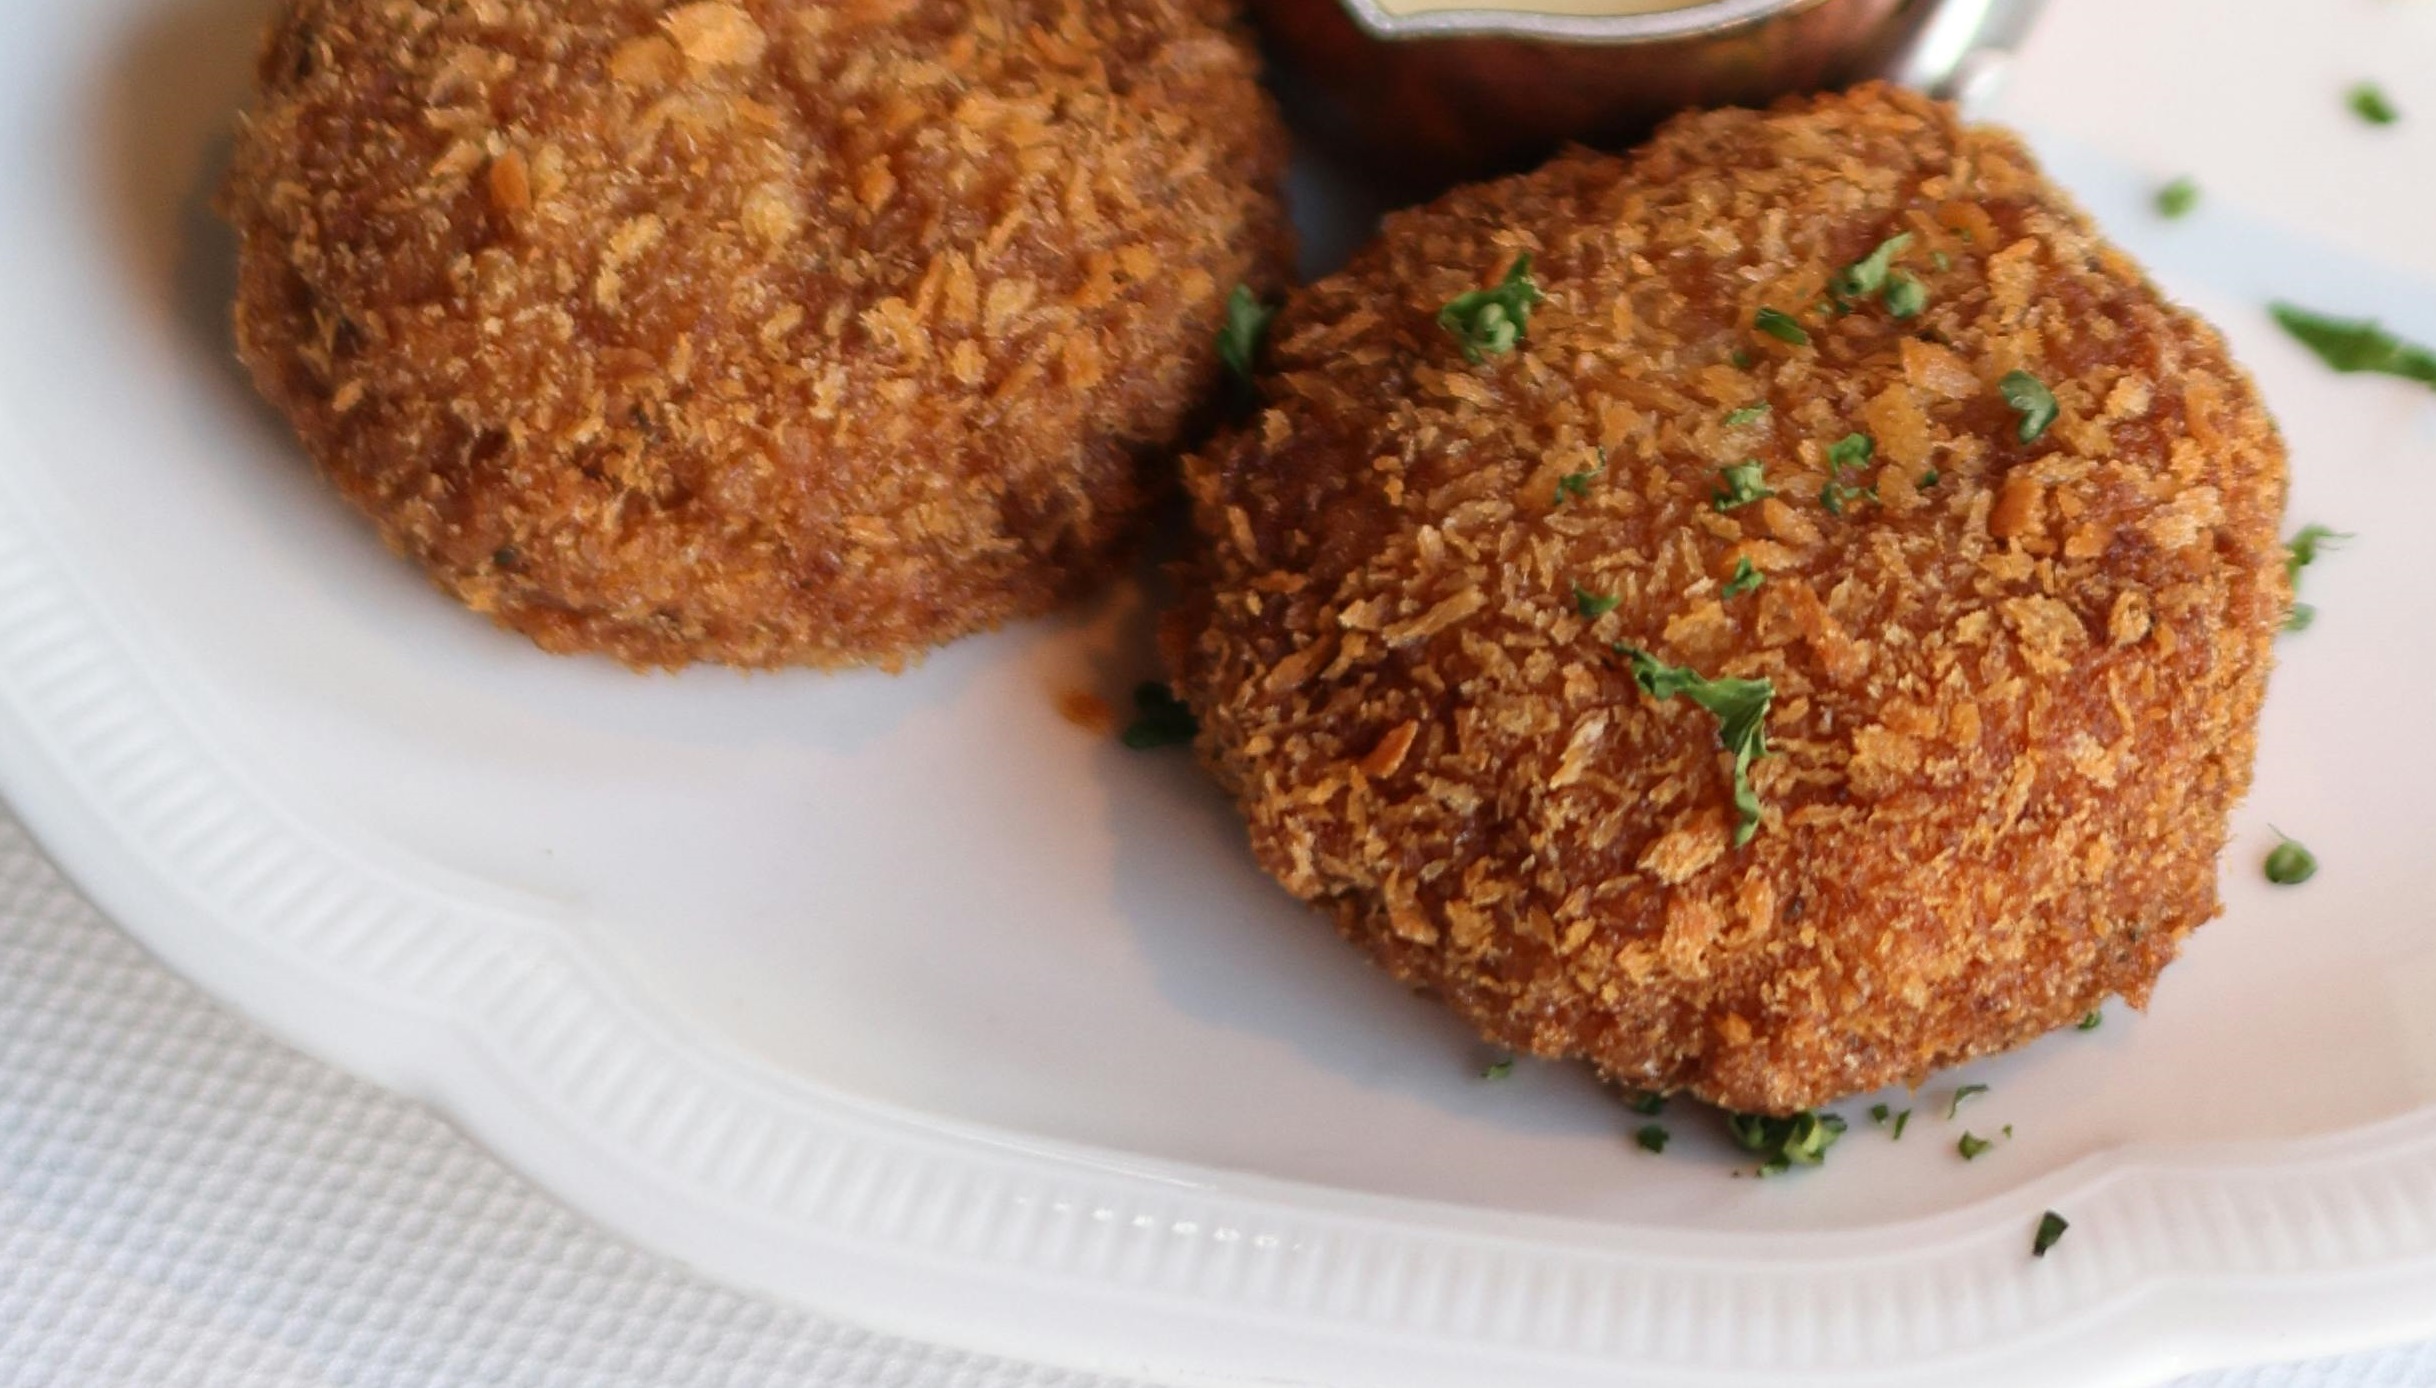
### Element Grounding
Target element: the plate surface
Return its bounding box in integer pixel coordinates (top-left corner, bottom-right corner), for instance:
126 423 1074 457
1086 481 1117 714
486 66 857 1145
6 0 2436 1383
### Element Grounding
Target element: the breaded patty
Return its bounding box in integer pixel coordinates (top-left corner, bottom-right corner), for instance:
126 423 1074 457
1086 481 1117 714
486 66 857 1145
1168 86 2287 1115
224 0 1289 669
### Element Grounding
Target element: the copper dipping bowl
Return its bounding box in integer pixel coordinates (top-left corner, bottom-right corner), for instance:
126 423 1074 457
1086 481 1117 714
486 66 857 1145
1256 0 1943 184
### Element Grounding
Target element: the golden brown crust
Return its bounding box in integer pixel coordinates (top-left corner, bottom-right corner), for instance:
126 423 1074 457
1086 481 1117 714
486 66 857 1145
223 0 1291 668
1169 86 2287 1114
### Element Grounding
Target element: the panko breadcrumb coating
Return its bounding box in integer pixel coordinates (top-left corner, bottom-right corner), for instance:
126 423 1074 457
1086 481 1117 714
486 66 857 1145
223 0 1289 668
1168 86 2287 1115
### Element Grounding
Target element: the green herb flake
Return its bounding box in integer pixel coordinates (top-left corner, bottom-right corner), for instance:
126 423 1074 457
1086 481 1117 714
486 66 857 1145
1624 1090 1667 1117
2076 1010 2103 1032
2271 304 2436 388
1821 432 1878 514
1730 347 1755 370
1481 1056 1515 1080
2033 1210 2070 1257
1722 557 1765 600
1635 1124 1671 1155
1713 460 1775 513
1869 1103 1892 1126
1883 271 1928 320
2156 177 2201 220
1919 469 1941 489
1891 1109 1912 1140
1826 433 1875 470
2000 371 2059 443
1725 1109 1847 1176
1618 647 1775 846
1217 284 1276 385
1574 586 1621 620
2285 524 2350 588
1724 403 1771 427
1555 451 1607 506
1754 307 1811 346
1948 1083 1989 1119
1120 682 1198 750
2350 81 2401 126
1439 254 1545 363
1957 1131 1994 1160
1833 232 1915 302
2266 832 2318 886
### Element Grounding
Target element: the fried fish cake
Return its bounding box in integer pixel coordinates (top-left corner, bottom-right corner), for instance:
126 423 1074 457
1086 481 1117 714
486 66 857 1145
224 0 1290 668
1169 85 2287 1114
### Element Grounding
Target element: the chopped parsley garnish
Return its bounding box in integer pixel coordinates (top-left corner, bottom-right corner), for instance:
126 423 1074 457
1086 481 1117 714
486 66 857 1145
1869 1103 1891 1126
1833 232 1914 304
2271 304 2436 388
1724 403 1771 427
2282 523 2350 632
1556 455 1606 505
1439 254 1545 363
1574 586 1621 620
2077 1010 2103 1031
2033 1210 2069 1257
1120 682 1198 749
1635 1124 1670 1154
1722 557 1764 599
1883 271 1928 320
1481 1056 1515 1080
2286 525 2346 580
1730 347 1755 370
2156 177 2200 220
1618 647 1774 846
1891 1109 1912 1140
2266 832 2318 886
1999 370 2059 442
1957 1131 1993 1160
1754 307 1811 346
1714 460 1775 512
1217 284 1275 385
1918 468 1941 489
1624 1090 1667 1116
1869 1102 1915 1140
1726 1110 1846 1175
2350 81 2401 126
1821 432 1877 514
1948 1084 1989 1119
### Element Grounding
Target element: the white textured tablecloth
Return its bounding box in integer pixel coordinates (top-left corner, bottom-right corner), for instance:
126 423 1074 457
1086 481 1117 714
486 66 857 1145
0 808 1123 1388
0 806 2432 1388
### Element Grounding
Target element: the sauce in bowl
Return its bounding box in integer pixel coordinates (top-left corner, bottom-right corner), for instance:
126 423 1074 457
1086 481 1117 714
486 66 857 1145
1372 0 1715 17
1257 0 1933 186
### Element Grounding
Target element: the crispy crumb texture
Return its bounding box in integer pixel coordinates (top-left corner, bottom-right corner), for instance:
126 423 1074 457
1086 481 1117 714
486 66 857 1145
1169 86 2288 1114
222 0 1290 669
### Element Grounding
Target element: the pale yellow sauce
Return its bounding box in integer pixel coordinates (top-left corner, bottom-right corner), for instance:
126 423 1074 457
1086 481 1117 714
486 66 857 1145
1372 0 1713 17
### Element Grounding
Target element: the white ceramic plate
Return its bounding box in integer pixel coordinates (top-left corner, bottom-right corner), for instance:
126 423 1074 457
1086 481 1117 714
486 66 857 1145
8 0 2436 1383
